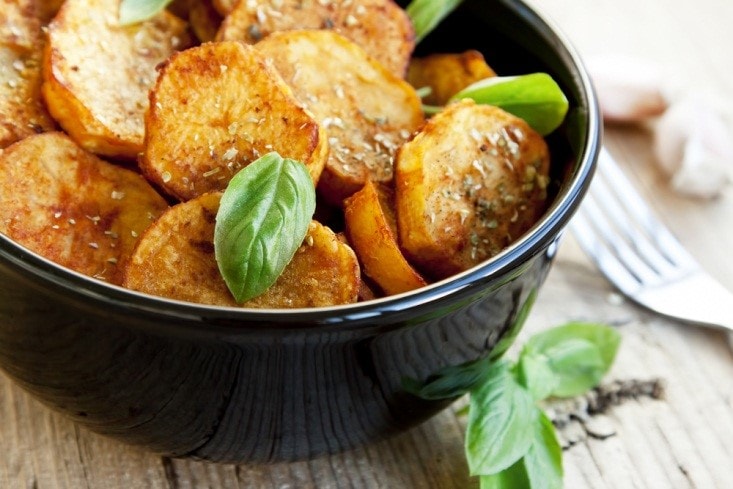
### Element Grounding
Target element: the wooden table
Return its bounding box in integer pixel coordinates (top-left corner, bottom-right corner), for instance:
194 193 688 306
3 0 733 487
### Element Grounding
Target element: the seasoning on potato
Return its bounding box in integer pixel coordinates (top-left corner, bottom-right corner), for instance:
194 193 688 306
216 0 415 77
42 0 191 159
123 193 361 308
0 132 169 284
141 40 328 202
0 0 55 149
395 100 550 280
256 30 424 205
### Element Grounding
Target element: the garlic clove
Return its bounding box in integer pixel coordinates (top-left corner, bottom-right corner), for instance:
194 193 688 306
586 53 669 123
653 94 732 199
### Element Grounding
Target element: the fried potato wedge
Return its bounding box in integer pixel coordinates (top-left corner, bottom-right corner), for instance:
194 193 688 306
217 0 414 77
408 50 496 106
142 41 328 202
189 0 222 42
0 0 55 149
42 0 191 159
123 193 360 308
395 100 550 279
0 132 168 284
256 30 424 204
344 180 427 295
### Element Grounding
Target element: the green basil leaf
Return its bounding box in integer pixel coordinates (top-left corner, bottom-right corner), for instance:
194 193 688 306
214 152 316 303
406 0 464 44
119 0 172 25
480 458 528 489
450 73 569 136
523 410 563 489
479 410 563 489
402 356 492 400
520 323 621 398
517 353 557 401
466 360 535 476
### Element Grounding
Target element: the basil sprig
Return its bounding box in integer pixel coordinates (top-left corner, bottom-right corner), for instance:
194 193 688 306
214 152 316 303
119 0 171 25
468 322 620 488
405 319 620 488
450 73 570 136
406 0 464 43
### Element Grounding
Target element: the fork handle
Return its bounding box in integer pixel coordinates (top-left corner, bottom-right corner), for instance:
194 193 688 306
636 273 733 333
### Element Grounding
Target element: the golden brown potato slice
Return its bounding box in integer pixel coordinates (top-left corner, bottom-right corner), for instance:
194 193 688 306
256 30 424 205
395 100 550 279
0 0 55 149
42 0 191 159
217 0 414 77
189 0 222 42
344 180 427 295
0 132 168 284
123 193 360 308
142 41 328 202
408 50 496 106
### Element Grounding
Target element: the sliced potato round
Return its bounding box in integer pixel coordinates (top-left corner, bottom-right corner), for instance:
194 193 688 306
142 41 328 202
0 0 55 149
0 132 169 284
217 0 414 77
344 180 427 295
256 30 424 205
42 0 191 159
395 100 550 279
408 50 496 106
123 193 360 308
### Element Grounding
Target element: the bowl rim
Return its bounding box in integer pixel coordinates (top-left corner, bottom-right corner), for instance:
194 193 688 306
0 0 601 332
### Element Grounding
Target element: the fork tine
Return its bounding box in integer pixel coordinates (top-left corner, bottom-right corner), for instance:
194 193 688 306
568 207 643 295
574 191 662 286
591 162 680 276
595 149 698 271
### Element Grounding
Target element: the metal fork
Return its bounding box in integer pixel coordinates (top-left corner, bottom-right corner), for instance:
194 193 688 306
568 147 733 333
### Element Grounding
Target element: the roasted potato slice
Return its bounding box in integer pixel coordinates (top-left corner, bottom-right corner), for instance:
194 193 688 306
395 100 550 279
123 193 360 308
217 0 414 77
344 180 427 295
408 50 496 106
0 132 168 284
42 0 191 159
189 0 222 42
142 41 328 202
0 0 55 149
256 30 424 205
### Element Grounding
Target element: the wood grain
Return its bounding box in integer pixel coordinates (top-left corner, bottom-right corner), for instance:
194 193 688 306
3 0 733 487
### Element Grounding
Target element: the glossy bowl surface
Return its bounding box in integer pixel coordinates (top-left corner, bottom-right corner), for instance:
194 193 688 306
0 0 600 462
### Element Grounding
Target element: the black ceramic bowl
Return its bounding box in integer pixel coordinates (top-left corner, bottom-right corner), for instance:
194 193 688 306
0 0 599 463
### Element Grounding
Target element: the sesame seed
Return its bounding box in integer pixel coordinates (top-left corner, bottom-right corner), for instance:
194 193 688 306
222 148 239 160
162 171 172 183
111 190 125 200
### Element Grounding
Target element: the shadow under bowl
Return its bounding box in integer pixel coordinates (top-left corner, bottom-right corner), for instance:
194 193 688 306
0 0 600 463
